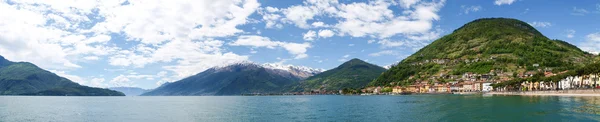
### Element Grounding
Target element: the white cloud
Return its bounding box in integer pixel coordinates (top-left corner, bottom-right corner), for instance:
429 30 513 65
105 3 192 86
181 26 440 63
494 0 516 6
303 30 317 41
378 39 406 47
368 40 376 44
580 32 600 54
230 35 281 48
343 54 350 58
572 7 589 16
281 43 311 59
0 0 262 88
369 50 395 57
318 29 335 38
92 0 260 44
335 0 444 38
230 35 311 59
280 0 339 28
528 22 552 28
83 56 100 61
565 29 576 38
348 44 355 46
261 0 445 40
398 0 421 8
110 75 134 87
461 5 481 14
312 21 326 27
89 78 107 88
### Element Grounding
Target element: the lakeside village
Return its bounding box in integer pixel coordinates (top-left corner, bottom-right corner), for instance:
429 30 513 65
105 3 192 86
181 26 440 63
310 58 600 96
357 60 600 95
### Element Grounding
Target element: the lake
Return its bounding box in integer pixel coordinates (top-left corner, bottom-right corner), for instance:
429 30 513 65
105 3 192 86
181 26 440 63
1 95 599 121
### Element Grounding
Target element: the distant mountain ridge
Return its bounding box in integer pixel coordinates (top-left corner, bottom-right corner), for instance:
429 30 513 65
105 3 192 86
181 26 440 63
142 62 322 96
0 55 124 96
288 58 387 92
109 87 149 96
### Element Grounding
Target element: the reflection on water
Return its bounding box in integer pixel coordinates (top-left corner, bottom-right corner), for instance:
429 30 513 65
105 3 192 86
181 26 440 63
567 97 600 115
0 95 599 121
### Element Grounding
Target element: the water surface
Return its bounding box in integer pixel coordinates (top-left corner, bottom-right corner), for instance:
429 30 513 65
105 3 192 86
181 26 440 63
1 95 599 121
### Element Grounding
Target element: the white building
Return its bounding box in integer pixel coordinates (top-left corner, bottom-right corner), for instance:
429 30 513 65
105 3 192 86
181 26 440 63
482 83 493 92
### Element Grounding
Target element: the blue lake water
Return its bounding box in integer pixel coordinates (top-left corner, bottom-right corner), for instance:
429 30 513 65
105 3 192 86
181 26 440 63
1 95 599 121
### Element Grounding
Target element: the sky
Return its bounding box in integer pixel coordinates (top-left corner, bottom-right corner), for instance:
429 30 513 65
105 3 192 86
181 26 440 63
0 0 599 89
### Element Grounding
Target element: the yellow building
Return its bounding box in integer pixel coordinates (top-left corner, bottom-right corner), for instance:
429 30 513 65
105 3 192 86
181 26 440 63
434 85 447 93
408 85 419 93
419 85 430 93
392 86 403 93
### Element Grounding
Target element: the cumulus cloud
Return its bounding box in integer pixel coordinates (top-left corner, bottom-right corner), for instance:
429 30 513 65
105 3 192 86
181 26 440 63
230 35 311 59
369 50 396 57
528 22 552 28
91 0 260 44
494 0 516 6
0 1 117 70
565 29 576 38
571 7 589 16
0 0 261 87
260 0 445 40
318 29 335 38
580 32 600 54
461 5 482 14
303 30 317 41
338 54 351 62
110 75 134 87
312 21 327 27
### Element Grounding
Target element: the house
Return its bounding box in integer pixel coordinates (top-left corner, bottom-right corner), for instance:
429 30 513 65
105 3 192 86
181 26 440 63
450 84 461 92
544 71 555 77
392 86 403 93
463 82 473 92
434 84 448 93
474 82 482 92
481 74 492 80
407 85 419 93
482 82 493 92
420 84 430 93
373 86 382 94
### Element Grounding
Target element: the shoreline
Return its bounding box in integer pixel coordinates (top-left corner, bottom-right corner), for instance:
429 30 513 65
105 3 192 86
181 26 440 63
486 89 600 97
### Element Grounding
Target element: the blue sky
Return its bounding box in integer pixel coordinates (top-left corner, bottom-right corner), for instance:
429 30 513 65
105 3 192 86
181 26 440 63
0 0 599 89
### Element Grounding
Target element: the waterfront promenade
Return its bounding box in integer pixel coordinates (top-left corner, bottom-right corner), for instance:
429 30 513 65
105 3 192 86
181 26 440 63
487 89 600 96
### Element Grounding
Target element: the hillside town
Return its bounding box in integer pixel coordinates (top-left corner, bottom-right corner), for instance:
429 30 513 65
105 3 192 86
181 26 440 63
360 61 600 95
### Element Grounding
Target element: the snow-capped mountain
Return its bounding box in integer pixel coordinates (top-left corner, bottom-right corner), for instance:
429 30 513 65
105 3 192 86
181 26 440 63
210 61 324 79
262 63 325 79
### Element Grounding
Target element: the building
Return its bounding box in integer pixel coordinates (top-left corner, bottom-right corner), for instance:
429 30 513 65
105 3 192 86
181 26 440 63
463 82 473 92
373 86 382 94
482 82 493 92
408 85 419 93
392 86 403 93
434 84 448 93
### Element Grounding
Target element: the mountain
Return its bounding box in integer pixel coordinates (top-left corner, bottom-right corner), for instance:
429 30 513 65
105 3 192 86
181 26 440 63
142 62 317 96
288 58 387 91
262 63 324 79
370 18 592 86
0 55 124 96
109 87 149 96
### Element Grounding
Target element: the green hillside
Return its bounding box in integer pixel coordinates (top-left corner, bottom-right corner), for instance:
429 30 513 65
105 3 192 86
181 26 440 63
289 58 386 91
371 18 592 86
0 56 124 96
